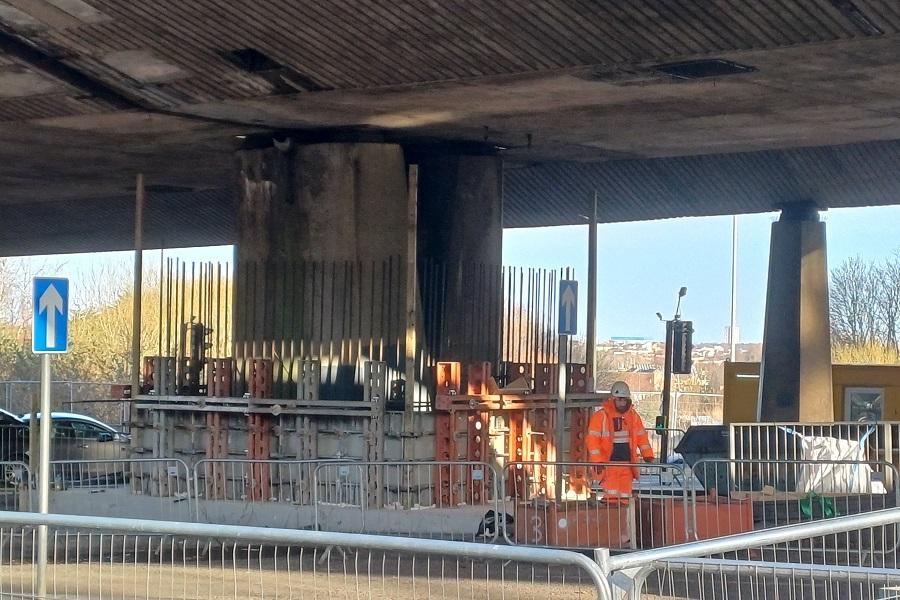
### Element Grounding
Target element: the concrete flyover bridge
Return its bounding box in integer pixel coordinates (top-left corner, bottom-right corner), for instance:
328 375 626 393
0 5 900 596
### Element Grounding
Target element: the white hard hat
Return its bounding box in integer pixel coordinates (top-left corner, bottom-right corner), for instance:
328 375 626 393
610 381 631 399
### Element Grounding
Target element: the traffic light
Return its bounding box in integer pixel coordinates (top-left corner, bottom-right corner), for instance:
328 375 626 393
671 320 693 374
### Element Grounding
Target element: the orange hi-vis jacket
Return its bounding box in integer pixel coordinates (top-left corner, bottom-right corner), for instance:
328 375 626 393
586 398 655 479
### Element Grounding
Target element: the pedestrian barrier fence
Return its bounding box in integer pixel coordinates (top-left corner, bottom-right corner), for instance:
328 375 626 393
0 510 612 600
0 461 29 512
504 460 691 549
193 458 320 505
730 421 900 480
313 461 503 542
48 458 193 522
687 457 900 564
601 506 900 600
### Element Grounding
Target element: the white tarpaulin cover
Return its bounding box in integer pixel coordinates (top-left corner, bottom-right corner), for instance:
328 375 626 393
789 428 886 494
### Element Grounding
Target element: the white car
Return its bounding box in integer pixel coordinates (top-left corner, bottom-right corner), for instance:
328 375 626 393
20 412 130 484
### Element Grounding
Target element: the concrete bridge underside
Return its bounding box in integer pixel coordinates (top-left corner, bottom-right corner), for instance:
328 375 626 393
3 2 900 420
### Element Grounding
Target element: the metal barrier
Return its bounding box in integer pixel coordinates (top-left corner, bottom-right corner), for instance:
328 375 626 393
313 461 503 542
0 510 612 600
730 421 900 475
687 457 900 563
504 460 690 549
601 507 900 600
193 458 320 503
0 461 29 512
192 458 325 529
48 458 193 522
631 559 899 599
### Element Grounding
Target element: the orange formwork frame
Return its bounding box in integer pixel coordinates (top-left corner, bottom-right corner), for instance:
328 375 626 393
434 361 603 504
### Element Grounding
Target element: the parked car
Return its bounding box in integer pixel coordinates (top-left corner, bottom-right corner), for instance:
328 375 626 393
19 412 131 484
0 409 27 488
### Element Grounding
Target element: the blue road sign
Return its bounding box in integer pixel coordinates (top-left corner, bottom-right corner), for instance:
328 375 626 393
558 280 578 336
33 277 69 354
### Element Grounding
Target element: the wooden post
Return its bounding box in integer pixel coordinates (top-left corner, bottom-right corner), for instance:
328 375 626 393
404 165 419 420
586 191 598 389
132 174 145 398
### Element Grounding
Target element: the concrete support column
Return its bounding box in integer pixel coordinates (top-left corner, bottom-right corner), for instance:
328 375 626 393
417 154 503 366
233 143 503 404
234 143 409 398
757 203 833 422
236 143 407 263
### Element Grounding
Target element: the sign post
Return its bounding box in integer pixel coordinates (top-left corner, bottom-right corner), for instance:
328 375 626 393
558 280 578 336
32 277 69 599
556 280 578 499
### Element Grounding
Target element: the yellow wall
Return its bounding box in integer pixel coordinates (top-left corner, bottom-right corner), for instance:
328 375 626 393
723 362 900 423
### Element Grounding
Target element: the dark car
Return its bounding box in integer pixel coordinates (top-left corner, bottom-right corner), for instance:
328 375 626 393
0 408 27 461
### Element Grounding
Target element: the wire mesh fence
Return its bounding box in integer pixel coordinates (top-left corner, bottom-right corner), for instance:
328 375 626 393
0 512 611 600
47 458 193 523
313 461 503 542
687 457 900 566
604 507 900 600
636 559 900 599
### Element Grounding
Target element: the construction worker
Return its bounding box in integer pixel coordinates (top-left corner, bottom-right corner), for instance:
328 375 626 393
586 381 654 503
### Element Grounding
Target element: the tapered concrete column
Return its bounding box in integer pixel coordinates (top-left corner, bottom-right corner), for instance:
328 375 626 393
237 143 407 262
417 154 503 365
757 203 833 422
232 143 503 403
234 143 410 398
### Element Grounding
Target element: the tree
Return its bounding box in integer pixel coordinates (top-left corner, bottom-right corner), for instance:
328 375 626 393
830 253 900 364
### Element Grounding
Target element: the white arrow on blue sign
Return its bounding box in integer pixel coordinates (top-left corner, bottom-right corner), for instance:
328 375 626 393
558 280 578 336
33 277 69 354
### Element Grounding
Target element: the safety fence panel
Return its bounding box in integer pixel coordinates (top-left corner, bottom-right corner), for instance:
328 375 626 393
192 458 321 529
688 457 900 566
603 507 900 600
314 461 503 542
0 461 29 512
48 458 193 523
193 458 320 504
730 421 900 475
0 511 612 600
504 460 690 550
634 559 900 600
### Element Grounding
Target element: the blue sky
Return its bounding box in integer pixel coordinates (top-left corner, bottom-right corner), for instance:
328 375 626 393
16 204 900 343
504 205 900 342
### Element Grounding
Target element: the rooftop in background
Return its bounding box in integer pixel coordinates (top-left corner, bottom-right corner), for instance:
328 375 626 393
1 2 900 254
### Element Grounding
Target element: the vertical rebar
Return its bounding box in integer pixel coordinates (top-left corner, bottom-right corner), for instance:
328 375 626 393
131 174 145 399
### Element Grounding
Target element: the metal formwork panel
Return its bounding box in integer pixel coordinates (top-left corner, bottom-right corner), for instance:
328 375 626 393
567 407 590 494
528 408 556 499
247 358 274 399
434 411 456 506
466 362 492 395
534 363 557 394
246 414 272 501
501 362 533 389
364 361 387 403
143 356 177 395
297 359 320 401
436 361 461 394
566 364 588 393
204 412 228 499
206 358 234 397
467 412 490 504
